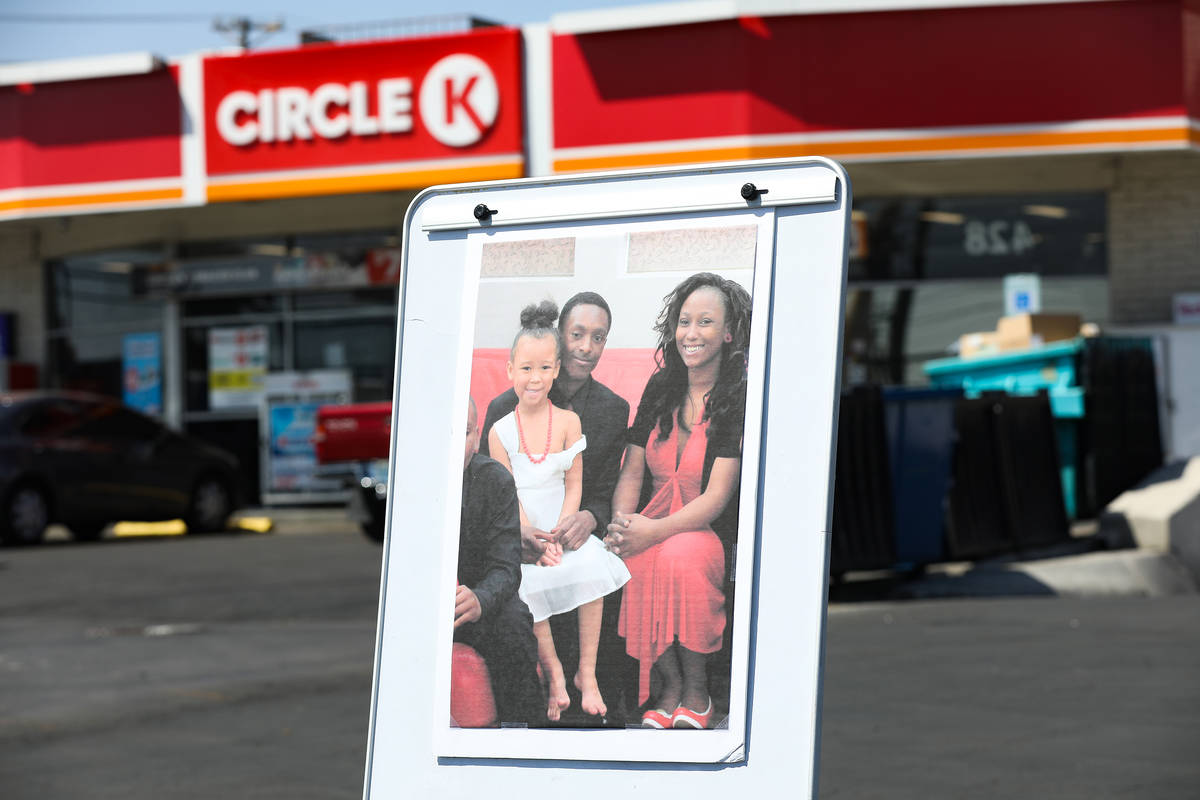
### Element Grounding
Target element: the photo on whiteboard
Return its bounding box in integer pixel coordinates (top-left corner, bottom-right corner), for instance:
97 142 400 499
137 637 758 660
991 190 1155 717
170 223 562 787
449 216 767 751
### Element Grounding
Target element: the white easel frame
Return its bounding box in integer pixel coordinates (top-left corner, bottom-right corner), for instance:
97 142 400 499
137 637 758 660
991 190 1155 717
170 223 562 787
365 157 850 798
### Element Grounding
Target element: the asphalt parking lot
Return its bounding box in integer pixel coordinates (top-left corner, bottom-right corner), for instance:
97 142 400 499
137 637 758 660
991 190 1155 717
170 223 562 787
1 522 1197 799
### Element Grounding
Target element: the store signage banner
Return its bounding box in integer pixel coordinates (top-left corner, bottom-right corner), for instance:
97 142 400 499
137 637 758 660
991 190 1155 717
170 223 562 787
208 325 268 409
549 3 1188 172
260 370 352 498
202 28 522 180
134 247 405 297
122 332 163 415
0 69 184 220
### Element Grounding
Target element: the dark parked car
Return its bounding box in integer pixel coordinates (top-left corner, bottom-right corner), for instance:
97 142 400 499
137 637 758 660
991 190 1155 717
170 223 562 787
0 392 241 545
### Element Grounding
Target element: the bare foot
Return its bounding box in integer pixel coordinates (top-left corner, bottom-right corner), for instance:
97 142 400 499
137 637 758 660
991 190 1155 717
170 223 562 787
574 672 607 718
546 670 571 722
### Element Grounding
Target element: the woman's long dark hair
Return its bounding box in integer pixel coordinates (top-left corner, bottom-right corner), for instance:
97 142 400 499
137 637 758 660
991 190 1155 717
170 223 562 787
644 272 751 443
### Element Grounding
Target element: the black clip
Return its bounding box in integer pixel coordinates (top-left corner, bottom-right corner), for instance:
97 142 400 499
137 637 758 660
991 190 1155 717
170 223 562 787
474 204 496 222
740 182 767 201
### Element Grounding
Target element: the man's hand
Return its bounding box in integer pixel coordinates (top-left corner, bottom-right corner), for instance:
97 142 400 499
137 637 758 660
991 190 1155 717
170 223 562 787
454 585 482 628
520 525 554 564
552 510 597 552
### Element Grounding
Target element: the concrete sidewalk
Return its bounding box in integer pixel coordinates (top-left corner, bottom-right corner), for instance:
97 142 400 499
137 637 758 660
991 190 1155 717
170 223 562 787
829 535 1197 603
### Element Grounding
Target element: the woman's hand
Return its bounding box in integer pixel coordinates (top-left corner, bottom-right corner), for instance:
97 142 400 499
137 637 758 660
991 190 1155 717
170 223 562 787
604 512 657 559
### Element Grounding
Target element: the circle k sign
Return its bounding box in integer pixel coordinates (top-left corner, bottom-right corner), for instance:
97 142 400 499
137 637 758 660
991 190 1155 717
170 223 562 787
420 54 499 148
214 52 500 150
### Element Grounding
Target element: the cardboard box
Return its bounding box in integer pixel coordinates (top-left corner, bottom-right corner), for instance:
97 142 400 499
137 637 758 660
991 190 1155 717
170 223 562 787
996 313 1081 351
958 331 1001 358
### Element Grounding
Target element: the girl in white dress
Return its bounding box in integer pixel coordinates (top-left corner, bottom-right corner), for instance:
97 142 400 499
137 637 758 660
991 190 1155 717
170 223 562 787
488 301 630 722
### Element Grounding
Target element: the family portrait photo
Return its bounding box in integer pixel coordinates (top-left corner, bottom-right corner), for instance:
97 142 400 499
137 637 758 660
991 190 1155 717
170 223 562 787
446 218 768 743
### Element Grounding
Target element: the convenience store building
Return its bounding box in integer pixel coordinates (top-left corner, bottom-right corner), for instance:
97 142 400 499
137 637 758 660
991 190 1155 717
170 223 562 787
3 0 1199 501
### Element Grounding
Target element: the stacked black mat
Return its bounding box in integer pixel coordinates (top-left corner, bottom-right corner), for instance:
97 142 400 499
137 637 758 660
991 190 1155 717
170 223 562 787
831 336 1163 572
830 385 896 575
1077 337 1163 517
946 391 1070 560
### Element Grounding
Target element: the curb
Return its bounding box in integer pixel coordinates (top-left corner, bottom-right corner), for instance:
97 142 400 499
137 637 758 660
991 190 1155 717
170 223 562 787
230 507 361 538
892 548 1197 600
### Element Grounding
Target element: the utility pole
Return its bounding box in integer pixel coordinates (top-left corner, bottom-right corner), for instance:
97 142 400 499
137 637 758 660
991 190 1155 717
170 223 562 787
213 17 283 50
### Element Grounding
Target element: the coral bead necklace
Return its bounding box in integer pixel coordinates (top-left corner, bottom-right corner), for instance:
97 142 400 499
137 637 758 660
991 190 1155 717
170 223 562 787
515 407 553 464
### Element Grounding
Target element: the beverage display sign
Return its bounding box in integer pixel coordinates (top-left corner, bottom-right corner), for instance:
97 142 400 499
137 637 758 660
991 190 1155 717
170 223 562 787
260 370 352 501
122 332 163 416
208 325 268 409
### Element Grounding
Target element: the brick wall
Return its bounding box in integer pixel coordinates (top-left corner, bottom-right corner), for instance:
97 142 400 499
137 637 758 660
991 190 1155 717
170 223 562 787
1109 152 1200 323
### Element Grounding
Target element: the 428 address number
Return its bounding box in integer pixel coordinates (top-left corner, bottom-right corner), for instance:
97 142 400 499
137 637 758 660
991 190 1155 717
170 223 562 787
964 219 1037 257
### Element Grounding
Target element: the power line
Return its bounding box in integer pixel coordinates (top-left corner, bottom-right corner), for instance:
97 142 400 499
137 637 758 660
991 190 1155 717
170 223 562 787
0 13 223 24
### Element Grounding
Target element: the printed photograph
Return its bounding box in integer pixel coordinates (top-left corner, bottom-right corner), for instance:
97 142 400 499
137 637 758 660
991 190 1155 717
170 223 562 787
448 219 764 736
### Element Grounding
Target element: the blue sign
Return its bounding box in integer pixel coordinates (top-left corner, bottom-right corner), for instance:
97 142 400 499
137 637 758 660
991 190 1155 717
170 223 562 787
267 403 323 491
122 332 162 415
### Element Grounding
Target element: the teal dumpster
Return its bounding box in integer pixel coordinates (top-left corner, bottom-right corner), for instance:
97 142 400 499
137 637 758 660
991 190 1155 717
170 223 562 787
924 338 1084 519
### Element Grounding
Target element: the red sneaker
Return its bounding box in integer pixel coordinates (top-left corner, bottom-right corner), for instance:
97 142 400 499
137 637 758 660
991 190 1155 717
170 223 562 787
671 698 713 729
641 708 673 729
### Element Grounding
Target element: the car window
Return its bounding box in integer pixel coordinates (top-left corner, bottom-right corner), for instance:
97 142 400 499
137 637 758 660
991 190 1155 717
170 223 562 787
19 400 85 438
77 404 163 443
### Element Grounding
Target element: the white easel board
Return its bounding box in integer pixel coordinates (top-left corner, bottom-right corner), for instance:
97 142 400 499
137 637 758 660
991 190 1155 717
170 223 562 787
365 158 850 798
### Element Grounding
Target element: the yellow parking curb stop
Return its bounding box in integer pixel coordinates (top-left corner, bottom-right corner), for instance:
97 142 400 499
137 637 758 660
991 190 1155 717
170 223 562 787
232 517 274 534
112 520 188 537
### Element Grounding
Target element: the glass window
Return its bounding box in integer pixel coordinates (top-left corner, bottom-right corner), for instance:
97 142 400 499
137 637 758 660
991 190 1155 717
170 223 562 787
850 193 1107 282
18 398 87 437
76 404 162 442
48 329 161 399
292 287 397 311
48 247 167 330
294 318 396 401
843 277 1110 386
183 295 284 318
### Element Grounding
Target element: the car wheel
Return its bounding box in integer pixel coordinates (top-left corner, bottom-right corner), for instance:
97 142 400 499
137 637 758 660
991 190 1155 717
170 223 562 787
1 484 50 546
187 476 232 534
70 522 108 542
360 517 386 543
360 494 386 543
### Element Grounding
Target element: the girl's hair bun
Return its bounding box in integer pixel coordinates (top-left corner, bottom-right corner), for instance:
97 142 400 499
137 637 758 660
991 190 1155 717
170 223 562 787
520 300 559 330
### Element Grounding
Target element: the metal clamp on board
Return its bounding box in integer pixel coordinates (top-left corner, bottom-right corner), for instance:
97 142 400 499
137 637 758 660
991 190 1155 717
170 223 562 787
740 182 767 201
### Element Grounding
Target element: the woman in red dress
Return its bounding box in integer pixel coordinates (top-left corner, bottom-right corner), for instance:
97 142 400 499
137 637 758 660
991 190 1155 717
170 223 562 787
604 272 750 729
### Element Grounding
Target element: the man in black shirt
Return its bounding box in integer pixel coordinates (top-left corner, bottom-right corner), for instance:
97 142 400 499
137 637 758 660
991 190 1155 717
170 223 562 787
480 292 633 725
455 399 544 727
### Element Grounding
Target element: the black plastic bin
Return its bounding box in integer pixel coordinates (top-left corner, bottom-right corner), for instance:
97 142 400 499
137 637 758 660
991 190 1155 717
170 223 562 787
883 387 960 567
